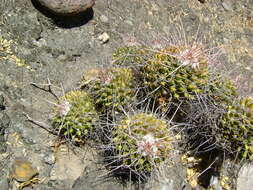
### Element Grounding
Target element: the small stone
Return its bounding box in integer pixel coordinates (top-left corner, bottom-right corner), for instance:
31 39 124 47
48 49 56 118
57 54 68 61
124 20 133 26
98 32 110 44
43 154 56 165
11 158 39 182
36 0 95 15
222 1 233 11
203 16 210 23
32 38 47 48
49 168 57 181
99 15 109 23
210 176 222 190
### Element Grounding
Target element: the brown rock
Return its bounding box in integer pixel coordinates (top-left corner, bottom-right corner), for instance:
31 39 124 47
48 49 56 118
11 158 39 182
36 0 95 15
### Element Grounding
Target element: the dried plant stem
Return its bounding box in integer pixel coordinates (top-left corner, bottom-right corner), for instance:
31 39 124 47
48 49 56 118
23 112 57 135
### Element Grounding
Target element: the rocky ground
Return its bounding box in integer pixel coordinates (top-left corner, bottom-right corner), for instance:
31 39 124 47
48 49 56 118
0 0 252 189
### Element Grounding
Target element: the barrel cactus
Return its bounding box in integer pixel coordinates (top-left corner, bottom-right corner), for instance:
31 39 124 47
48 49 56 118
219 97 253 159
81 67 136 113
141 47 209 102
52 90 97 143
111 113 173 176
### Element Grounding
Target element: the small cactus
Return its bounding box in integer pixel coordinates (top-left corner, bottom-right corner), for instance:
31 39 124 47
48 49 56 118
81 67 136 113
141 48 209 101
111 113 173 175
219 97 253 158
52 90 97 143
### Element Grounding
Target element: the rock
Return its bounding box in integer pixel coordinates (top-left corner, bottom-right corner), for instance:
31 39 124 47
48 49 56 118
0 112 10 153
99 15 109 23
0 92 6 110
0 178 9 190
43 153 56 165
72 163 122 190
144 164 192 190
10 158 39 182
222 1 233 11
209 176 222 190
237 163 253 190
49 146 84 187
36 0 95 15
98 32 110 44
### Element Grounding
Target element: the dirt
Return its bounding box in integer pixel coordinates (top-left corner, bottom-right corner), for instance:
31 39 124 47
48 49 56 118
0 0 252 189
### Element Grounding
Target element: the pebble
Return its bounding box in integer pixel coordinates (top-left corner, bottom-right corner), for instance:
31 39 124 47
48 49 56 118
99 15 109 23
98 32 110 44
36 0 95 15
10 158 39 182
222 1 233 11
57 54 68 61
32 38 47 48
43 154 56 165
124 20 134 26
209 176 222 190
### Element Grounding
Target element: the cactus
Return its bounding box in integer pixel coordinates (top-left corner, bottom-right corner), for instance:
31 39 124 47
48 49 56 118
81 67 136 113
112 46 150 67
178 77 238 154
219 97 253 158
52 90 97 143
141 47 209 102
112 113 173 175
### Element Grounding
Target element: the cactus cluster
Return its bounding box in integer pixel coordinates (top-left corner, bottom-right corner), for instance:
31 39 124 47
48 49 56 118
50 43 252 186
52 90 97 143
112 113 173 174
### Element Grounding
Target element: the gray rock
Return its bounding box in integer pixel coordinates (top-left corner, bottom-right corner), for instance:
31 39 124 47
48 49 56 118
209 176 222 190
237 163 253 190
0 92 6 110
43 153 56 165
0 112 10 153
100 15 109 23
72 164 122 190
49 146 84 187
222 1 233 11
0 178 9 190
144 162 192 190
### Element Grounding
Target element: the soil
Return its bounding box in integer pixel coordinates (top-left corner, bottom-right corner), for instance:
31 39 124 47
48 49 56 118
0 0 252 189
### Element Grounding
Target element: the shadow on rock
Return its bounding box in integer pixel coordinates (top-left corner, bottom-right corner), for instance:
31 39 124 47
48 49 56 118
31 0 94 28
